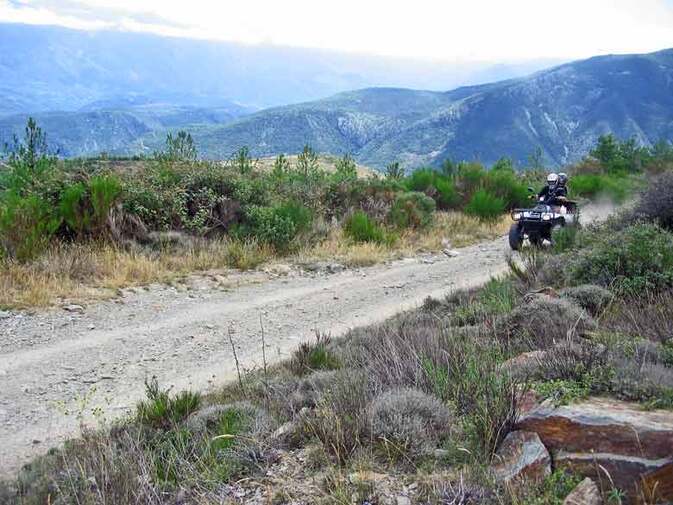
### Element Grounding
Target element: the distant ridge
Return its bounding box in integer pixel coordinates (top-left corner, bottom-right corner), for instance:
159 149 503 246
196 48 673 168
0 20 671 167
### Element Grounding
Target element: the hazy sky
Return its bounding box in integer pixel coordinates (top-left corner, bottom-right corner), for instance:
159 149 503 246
2 0 673 62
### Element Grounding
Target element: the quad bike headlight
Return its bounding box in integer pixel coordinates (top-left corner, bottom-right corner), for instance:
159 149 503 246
542 213 553 221
512 212 522 220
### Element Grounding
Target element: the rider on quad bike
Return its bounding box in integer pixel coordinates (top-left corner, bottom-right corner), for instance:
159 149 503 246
508 172 577 250
538 173 567 205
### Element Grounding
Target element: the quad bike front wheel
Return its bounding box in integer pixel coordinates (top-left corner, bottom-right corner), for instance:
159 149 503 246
509 223 523 250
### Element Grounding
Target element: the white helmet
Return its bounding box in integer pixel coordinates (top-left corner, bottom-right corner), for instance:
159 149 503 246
547 173 559 186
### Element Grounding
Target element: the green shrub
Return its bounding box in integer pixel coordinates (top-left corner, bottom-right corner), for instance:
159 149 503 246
0 192 61 261
388 191 436 229
385 161 405 180
533 378 591 406
343 211 386 244
432 338 519 460
484 168 529 209
447 278 519 326
59 182 92 237
516 470 584 505
465 190 505 221
456 162 486 196
569 223 673 293
243 201 311 251
404 168 436 192
274 200 312 234
569 174 628 202
478 277 518 315
245 206 294 250
403 169 458 209
57 175 122 237
433 176 459 209
90 175 122 221
333 154 358 182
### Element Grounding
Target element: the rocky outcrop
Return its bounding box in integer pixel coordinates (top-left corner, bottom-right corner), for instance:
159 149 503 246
555 452 668 500
517 398 673 458
563 478 601 505
639 461 673 504
492 431 551 483
517 397 673 502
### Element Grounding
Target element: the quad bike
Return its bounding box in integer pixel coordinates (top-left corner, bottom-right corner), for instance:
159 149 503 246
508 189 578 251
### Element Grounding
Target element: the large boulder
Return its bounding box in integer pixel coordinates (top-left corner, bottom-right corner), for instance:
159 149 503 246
492 430 551 484
517 397 673 458
517 397 673 502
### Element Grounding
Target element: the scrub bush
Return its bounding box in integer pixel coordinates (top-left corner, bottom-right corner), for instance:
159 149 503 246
388 191 436 229
343 211 386 244
465 190 505 221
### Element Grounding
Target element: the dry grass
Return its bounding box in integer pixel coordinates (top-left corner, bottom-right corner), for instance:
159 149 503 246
294 230 391 268
417 211 511 249
295 211 511 267
0 239 273 309
1 212 510 310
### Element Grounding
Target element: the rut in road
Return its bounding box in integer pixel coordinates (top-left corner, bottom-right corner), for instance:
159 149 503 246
0 236 508 477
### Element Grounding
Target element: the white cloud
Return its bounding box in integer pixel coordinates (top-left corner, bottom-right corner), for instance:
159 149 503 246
1 0 673 61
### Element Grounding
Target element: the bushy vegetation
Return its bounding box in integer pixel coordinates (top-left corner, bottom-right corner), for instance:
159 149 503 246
5 170 673 504
559 284 612 316
388 191 436 229
632 170 673 229
369 388 451 457
0 119 532 269
343 210 388 244
568 222 673 294
465 189 506 221
567 134 673 202
6 118 666 275
569 173 628 201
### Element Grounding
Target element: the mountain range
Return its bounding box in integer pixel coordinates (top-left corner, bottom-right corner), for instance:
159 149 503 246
197 49 673 168
0 22 672 168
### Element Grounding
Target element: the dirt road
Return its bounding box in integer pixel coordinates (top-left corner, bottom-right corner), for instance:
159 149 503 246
0 236 509 477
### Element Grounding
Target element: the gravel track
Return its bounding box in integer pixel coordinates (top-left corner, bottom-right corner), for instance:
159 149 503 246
0 236 509 477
